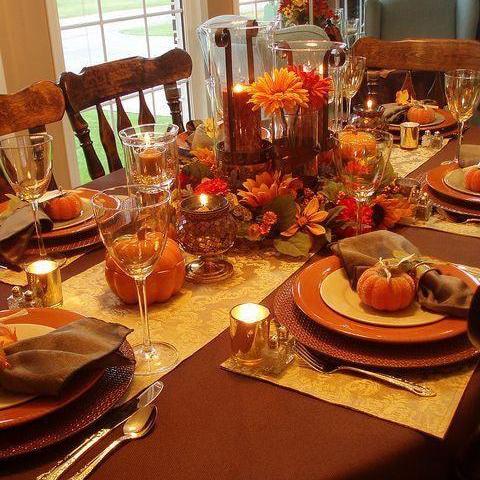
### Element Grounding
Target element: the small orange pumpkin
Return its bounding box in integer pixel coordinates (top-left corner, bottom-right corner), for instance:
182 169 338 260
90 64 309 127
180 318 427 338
357 264 416 312
339 131 377 161
44 192 83 221
105 238 185 305
465 167 480 192
407 106 435 125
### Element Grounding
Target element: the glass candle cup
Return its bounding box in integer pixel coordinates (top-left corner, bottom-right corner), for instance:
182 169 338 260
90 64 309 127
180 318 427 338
230 303 271 366
24 259 63 307
177 194 237 283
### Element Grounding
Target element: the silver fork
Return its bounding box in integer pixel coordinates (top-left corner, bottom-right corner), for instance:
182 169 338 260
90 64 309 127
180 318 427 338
294 343 436 397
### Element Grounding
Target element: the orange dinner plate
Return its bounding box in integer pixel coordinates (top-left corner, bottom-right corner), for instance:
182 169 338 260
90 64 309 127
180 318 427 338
426 163 480 206
0 308 103 430
293 256 476 344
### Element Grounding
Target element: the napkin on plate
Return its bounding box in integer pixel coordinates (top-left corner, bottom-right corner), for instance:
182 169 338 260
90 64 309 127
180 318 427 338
0 202 53 265
0 317 133 396
332 230 473 318
382 104 409 124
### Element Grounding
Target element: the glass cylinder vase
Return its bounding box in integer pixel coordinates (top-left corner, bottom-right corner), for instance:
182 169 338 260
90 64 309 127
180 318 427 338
271 39 346 179
197 19 276 188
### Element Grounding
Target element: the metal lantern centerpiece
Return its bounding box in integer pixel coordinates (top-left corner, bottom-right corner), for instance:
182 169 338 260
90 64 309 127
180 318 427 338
271 40 345 180
200 19 275 188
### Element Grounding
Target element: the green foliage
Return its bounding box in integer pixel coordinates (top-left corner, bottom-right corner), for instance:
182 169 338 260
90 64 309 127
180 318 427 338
274 232 312 257
322 180 345 202
182 161 213 182
263 195 297 232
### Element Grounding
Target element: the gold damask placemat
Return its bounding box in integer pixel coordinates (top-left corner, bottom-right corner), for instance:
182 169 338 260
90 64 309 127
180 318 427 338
222 265 480 439
61 250 306 401
221 357 477 439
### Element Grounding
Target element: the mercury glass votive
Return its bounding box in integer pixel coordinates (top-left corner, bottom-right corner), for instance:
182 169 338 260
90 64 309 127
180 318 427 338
230 303 271 366
177 194 237 283
24 259 63 307
349 102 388 131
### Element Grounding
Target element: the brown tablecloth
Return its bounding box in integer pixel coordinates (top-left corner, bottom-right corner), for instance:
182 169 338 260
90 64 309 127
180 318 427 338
2 130 480 480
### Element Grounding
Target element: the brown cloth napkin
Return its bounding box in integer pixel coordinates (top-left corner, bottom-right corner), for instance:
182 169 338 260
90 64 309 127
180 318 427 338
0 317 133 396
0 204 53 265
331 231 473 318
382 104 409 124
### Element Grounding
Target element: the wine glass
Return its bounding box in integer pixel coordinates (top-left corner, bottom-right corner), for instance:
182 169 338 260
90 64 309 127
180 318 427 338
92 185 177 375
346 18 361 49
335 128 393 235
0 133 52 256
119 123 179 193
342 55 366 123
445 69 480 167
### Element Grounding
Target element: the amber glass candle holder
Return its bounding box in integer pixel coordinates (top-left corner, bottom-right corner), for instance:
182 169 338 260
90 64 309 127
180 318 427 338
348 104 388 131
177 194 237 283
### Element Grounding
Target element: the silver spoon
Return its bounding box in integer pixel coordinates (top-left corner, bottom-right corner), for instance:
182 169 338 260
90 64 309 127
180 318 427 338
68 405 157 480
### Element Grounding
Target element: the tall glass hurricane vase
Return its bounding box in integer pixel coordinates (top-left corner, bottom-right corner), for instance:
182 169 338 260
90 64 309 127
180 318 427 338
0 133 53 257
445 70 480 167
92 185 177 375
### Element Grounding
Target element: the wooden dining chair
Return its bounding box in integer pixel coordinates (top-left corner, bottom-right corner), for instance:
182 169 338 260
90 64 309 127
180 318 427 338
0 81 65 196
352 37 480 104
59 48 193 180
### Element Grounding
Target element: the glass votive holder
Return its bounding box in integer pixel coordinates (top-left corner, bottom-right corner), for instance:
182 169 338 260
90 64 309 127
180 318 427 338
230 303 271 367
400 121 420 149
177 194 237 283
24 258 63 307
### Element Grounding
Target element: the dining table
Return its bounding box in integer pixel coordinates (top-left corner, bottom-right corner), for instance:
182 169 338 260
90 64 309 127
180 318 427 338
2 128 480 480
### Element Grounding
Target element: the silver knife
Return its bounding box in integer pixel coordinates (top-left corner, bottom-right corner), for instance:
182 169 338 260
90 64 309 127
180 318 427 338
36 381 164 480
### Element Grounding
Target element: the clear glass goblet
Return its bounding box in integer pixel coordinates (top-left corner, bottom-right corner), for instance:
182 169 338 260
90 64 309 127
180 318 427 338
445 69 480 167
92 185 178 375
335 128 393 235
341 55 366 123
0 133 53 257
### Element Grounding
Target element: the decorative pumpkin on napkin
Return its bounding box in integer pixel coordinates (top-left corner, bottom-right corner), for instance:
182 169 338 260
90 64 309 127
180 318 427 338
105 238 185 305
407 105 436 125
357 259 416 312
465 167 480 193
44 191 82 221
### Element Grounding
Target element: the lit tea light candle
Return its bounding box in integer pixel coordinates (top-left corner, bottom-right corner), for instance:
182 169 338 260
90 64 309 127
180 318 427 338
196 193 211 212
366 98 374 110
230 303 271 366
25 259 63 307
138 133 164 176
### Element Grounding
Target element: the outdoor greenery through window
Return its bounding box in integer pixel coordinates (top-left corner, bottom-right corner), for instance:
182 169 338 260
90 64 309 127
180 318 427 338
238 0 278 21
56 0 190 183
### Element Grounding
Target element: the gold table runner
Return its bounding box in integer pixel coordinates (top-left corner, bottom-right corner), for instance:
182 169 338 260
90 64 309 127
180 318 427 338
62 250 305 401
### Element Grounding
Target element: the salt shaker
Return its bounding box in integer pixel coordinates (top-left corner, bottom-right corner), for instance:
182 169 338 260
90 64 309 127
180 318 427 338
23 290 40 308
415 192 432 221
7 286 24 310
421 130 433 147
430 131 444 149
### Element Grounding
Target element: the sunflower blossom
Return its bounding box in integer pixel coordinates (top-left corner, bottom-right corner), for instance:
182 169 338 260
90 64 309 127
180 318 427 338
246 68 309 115
281 197 329 237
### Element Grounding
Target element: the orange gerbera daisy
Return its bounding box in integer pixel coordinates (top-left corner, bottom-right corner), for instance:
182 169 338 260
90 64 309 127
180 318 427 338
238 171 302 208
247 68 309 115
191 147 216 169
281 197 329 237
372 195 413 229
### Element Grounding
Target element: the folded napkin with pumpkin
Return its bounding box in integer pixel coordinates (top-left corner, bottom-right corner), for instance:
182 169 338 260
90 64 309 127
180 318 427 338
0 317 132 396
331 230 473 318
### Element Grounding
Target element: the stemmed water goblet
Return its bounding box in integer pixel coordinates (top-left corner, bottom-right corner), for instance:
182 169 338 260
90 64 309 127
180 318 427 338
335 128 393 235
0 133 53 257
444 69 480 167
92 185 178 375
341 55 366 123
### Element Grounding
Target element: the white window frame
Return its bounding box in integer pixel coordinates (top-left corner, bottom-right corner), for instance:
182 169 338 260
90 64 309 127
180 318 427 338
45 0 208 186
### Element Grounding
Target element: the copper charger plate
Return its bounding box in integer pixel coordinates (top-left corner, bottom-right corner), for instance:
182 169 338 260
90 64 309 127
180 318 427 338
292 256 476 344
427 163 480 206
24 229 102 256
425 185 480 218
0 308 134 459
274 275 479 370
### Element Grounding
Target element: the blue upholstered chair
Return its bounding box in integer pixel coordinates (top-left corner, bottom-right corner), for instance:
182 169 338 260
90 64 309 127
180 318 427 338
365 0 479 40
